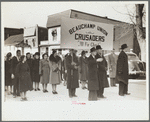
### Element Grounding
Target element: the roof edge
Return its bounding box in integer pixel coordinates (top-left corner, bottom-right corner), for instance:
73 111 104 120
69 9 132 25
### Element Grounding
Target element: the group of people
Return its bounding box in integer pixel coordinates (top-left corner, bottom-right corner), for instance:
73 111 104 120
5 49 62 101
5 43 130 101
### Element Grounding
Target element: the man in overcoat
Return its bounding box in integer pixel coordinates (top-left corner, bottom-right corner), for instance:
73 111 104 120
11 50 21 98
66 49 79 98
108 49 118 87
95 45 109 98
79 50 88 89
116 44 130 96
87 47 99 101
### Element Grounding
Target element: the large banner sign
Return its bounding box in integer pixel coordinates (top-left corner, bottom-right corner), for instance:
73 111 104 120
61 17 114 50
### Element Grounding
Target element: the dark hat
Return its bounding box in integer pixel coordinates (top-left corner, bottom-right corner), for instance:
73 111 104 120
96 45 102 50
26 52 30 55
90 47 96 53
81 50 87 56
74 49 77 52
16 50 21 53
34 52 40 56
121 44 128 49
58 49 62 51
6 52 12 58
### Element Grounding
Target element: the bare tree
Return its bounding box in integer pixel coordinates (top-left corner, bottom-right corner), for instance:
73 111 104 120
135 4 146 62
113 4 146 62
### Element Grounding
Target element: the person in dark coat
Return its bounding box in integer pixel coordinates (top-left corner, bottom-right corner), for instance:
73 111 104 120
26 52 33 87
11 50 21 98
62 53 69 86
57 49 63 81
66 49 79 98
79 50 88 89
5 52 13 95
95 45 109 98
32 52 40 91
87 47 99 101
116 44 130 96
15 55 33 101
108 49 118 87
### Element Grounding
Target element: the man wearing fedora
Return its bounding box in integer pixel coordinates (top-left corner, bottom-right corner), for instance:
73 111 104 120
87 47 99 101
116 44 130 96
66 49 79 98
95 45 109 98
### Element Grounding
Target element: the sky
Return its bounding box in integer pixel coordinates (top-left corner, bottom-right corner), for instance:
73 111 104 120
2 1 145 29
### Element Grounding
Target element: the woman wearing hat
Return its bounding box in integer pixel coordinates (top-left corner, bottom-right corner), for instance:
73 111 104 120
32 52 40 91
26 52 33 88
49 50 61 94
116 44 130 96
79 50 88 89
15 55 33 101
39 53 50 93
5 52 13 95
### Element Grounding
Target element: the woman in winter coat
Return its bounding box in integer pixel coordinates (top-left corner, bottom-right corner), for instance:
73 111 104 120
15 55 33 101
79 51 88 89
5 52 13 95
39 53 50 93
49 50 61 94
26 52 33 88
32 52 40 91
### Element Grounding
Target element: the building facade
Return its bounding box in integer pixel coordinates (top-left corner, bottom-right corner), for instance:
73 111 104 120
4 25 48 57
45 9 141 57
4 27 23 40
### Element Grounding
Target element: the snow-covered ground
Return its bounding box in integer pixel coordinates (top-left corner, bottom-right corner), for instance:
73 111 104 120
4 78 146 102
2 78 148 121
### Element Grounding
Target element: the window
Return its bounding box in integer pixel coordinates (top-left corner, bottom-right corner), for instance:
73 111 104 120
75 14 78 17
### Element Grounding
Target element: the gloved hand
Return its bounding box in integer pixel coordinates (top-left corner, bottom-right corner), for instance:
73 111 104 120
96 58 103 62
11 74 15 79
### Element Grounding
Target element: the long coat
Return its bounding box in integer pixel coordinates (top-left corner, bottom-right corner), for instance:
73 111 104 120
5 59 12 86
39 59 50 84
87 55 99 91
95 54 109 88
15 62 33 92
66 54 79 89
108 53 118 78
32 59 40 83
62 54 69 81
26 58 33 81
10 56 20 85
79 56 88 81
116 51 129 85
49 60 61 85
